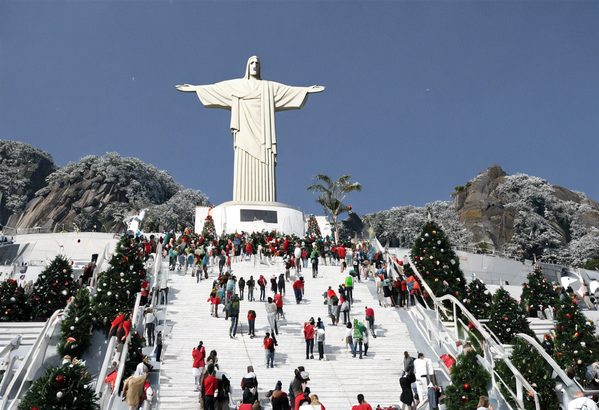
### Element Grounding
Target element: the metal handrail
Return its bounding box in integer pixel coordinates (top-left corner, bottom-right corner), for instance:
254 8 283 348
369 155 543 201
0 337 22 397
514 333 595 401
402 254 542 410
103 292 143 410
94 336 117 396
0 309 63 410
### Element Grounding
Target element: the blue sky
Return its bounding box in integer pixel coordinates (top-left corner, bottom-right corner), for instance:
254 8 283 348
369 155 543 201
1 1 598 217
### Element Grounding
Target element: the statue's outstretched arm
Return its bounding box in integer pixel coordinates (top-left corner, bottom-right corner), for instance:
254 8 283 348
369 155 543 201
175 84 201 92
307 85 325 93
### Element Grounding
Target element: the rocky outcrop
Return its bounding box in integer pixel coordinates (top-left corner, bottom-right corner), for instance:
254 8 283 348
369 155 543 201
452 165 599 249
7 178 127 233
452 165 514 249
6 152 182 234
0 141 57 227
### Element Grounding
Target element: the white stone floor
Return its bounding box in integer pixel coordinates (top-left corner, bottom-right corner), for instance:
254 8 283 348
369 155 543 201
156 260 418 410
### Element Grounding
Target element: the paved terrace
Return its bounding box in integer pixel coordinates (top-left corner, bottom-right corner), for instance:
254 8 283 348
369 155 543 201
156 259 421 410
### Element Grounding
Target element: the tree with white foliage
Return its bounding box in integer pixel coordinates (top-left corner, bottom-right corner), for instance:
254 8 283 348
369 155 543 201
365 201 474 248
142 188 209 232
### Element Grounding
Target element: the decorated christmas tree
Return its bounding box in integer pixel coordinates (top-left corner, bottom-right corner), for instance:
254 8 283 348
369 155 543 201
202 210 216 240
520 265 559 317
30 254 79 320
0 279 31 322
92 235 146 329
444 350 491 410
495 338 559 410
125 330 146 378
17 362 99 410
488 287 534 344
553 296 599 384
57 288 94 359
465 279 492 319
410 221 466 298
306 214 322 238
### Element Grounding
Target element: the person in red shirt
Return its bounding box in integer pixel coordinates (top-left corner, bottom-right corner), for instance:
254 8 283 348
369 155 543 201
140 280 150 305
258 275 267 301
203 364 219 410
247 310 256 338
264 332 275 368
337 246 346 271
351 394 373 410
208 292 221 318
108 313 125 338
274 293 285 320
116 316 131 351
400 277 407 308
293 279 304 304
295 386 311 409
245 242 253 260
364 307 377 338
303 319 315 360
122 317 132 339
192 341 205 391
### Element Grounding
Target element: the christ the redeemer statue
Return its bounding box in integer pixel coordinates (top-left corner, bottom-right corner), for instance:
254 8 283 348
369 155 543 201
176 56 324 203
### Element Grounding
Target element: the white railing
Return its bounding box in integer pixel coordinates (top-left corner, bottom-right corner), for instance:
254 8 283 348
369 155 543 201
90 242 113 289
0 309 63 410
396 253 542 410
514 333 596 402
0 336 21 397
101 292 143 410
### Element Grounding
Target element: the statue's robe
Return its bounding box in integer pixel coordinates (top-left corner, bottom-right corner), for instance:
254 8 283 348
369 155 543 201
195 79 309 202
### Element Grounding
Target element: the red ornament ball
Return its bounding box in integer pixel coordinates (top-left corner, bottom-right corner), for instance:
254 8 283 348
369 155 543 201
463 383 470 390
55 375 65 384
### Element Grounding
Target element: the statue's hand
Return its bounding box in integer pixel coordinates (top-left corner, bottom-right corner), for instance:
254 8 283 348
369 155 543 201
307 85 325 93
175 84 197 92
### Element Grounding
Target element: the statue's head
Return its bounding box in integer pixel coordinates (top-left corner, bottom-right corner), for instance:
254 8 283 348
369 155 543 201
244 56 261 79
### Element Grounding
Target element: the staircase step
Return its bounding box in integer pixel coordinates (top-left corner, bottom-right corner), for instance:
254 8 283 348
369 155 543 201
155 261 418 409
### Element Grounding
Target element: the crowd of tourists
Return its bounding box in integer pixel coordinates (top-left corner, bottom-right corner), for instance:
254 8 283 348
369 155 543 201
112 228 456 409
146 227 435 410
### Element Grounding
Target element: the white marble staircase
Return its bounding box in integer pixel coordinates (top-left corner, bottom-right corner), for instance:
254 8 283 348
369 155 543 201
156 259 417 410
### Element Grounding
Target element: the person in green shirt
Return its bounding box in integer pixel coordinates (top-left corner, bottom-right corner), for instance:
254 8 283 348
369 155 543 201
345 274 354 304
310 246 320 278
352 319 363 359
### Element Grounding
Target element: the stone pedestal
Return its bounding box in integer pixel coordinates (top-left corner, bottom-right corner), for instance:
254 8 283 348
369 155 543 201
195 201 305 236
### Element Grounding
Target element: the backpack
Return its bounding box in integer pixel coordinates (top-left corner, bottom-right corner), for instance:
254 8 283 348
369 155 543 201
331 295 339 305
230 295 240 315
242 376 256 389
407 280 414 291
345 276 353 287
248 310 256 320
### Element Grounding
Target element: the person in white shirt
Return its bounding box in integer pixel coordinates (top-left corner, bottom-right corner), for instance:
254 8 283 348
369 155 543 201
567 394 599 410
294 243 302 274
144 308 156 346
413 352 433 404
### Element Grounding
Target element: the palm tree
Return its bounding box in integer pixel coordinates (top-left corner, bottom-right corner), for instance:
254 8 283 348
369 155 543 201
306 174 362 244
